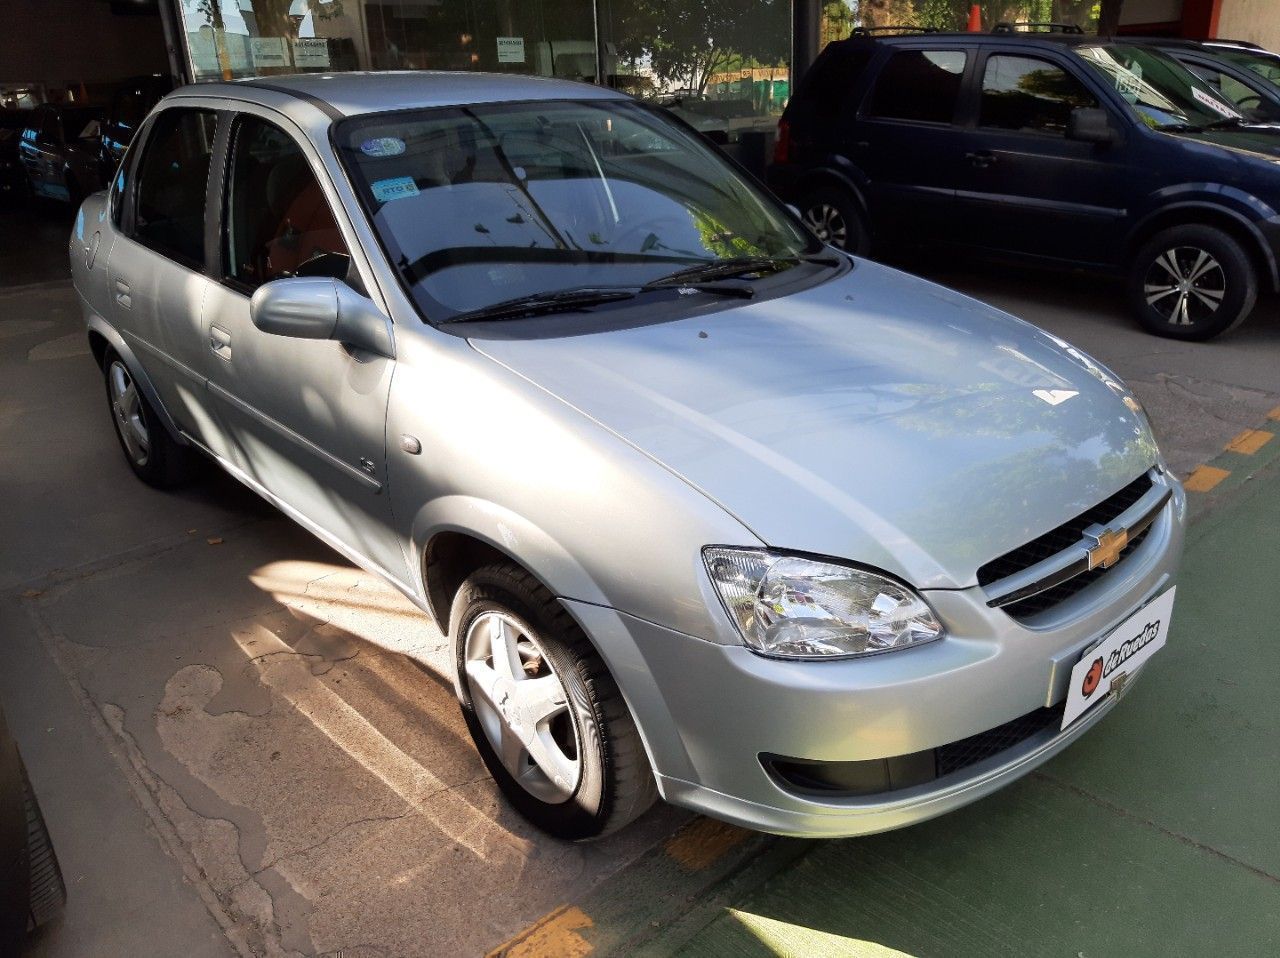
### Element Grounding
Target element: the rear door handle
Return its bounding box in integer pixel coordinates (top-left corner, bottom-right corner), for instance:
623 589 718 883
209 325 232 362
965 150 997 169
114 278 131 309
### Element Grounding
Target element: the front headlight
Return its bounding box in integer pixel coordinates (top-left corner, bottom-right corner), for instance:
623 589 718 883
703 548 944 660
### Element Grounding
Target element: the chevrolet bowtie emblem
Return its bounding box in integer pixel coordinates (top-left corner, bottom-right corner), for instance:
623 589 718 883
1087 527 1129 570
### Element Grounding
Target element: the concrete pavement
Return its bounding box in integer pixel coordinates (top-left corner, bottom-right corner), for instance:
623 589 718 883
2 199 1278 956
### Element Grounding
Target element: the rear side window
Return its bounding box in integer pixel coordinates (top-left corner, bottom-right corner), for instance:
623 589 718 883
223 115 349 291
867 50 968 124
980 55 1099 136
132 108 217 267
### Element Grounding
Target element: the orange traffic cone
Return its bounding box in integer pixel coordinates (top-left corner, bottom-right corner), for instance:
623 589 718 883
967 4 982 31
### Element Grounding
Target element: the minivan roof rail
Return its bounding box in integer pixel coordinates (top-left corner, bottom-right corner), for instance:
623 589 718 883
992 21 1085 34
850 26 939 37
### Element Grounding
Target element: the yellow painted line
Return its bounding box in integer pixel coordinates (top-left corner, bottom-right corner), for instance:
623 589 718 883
1268 406 1280 422
1184 465 1231 493
1225 429 1274 455
664 817 750 871
487 905 594 958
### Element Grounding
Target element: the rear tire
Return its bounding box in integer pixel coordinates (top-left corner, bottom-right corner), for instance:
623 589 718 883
450 563 657 840
798 185 870 255
1127 224 1257 341
102 350 200 488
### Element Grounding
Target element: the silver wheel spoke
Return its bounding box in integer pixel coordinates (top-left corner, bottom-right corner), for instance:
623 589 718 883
1155 250 1183 281
488 616 520 683
525 733 577 798
1189 286 1224 310
1174 292 1192 325
496 724 527 778
516 674 567 725
1187 250 1218 283
464 657 501 712
1144 283 1179 305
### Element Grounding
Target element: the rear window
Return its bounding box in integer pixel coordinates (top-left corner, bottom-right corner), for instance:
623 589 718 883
804 43 877 120
867 50 968 124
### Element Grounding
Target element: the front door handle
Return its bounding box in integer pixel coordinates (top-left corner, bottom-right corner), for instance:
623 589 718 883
209 325 232 362
114 278 131 310
965 150 997 169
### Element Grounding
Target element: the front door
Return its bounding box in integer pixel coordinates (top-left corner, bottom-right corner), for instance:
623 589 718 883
954 51 1130 265
849 46 973 244
201 111 409 586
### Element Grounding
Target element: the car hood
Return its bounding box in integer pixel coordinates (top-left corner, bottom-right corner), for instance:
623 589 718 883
469 261 1158 590
1174 123 1280 160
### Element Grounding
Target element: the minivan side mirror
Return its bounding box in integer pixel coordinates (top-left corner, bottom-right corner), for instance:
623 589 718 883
250 277 394 359
1067 107 1116 145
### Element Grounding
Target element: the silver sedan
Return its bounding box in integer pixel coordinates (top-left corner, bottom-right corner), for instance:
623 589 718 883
70 73 1185 840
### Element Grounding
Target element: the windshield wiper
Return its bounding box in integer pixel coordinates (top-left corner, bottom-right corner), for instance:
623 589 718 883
441 287 637 324
643 257 800 289
1197 116 1247 130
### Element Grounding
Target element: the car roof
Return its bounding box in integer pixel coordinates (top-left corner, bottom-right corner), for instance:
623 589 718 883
830 30 1104 50
171 71 629 120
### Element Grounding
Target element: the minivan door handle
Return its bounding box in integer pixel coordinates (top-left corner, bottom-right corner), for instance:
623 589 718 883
965 150 997 169
114 279 131 309
209 325 232 362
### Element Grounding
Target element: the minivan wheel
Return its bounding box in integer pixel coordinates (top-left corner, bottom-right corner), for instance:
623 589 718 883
798 185 869 255
103 351 199 488
1128 225 1257 341
450 563 657 840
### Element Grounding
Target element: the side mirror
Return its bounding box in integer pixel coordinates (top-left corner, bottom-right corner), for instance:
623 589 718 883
1067 107 1116 145
250 277 394 359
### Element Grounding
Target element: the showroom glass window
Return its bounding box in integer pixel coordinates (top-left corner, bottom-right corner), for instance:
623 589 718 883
131 108 217 267
223 115 350 291
866 50 968 123
980 55 1099 136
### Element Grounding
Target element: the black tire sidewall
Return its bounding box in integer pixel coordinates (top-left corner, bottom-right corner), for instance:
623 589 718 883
1128 225 1257 341
799 185 870 256
102 351 195 488
450 568 609 839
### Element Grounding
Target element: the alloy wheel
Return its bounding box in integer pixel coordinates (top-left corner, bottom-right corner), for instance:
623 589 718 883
803 203 848 248
463 611 581 804
108 360 149 466
1143 246 1226 327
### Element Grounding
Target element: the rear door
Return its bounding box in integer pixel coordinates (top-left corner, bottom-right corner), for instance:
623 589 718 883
953 49 1130 264
850 44 974 243
107 106 219 439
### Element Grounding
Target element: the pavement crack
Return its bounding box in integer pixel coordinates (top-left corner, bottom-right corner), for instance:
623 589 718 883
253 810 413 875
1032 772 1280 885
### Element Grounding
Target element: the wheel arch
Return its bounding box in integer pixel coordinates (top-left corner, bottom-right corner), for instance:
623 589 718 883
84 316 187 444
1126 201 1279 292
793 164 871 220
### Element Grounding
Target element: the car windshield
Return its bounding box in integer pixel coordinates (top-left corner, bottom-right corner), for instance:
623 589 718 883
1073 43 1244 129
1210 46 1280 89
335 99 818 322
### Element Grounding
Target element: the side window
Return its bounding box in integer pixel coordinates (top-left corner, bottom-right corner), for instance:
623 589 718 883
223 115 350 291
866 50 968 124
131 108 217 267
980 55 1099 136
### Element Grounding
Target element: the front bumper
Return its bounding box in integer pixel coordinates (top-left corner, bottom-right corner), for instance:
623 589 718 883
566 481 1186 838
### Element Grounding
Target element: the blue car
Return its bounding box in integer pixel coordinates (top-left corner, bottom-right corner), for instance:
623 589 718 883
769 29 1280 340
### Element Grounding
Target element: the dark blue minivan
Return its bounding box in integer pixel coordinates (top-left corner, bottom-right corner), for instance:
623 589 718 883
768 31 1280 340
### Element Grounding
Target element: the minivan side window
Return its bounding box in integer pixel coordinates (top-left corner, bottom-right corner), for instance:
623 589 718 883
131 108 217 267
866 50 968 124
980 55 1099 136
223 115 350 291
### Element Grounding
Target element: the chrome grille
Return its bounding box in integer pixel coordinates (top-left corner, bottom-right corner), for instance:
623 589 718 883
979 471 1168 620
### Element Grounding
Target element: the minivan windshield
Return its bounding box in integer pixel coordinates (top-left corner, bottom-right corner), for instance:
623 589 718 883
1209 46 1280 89
336 99 819 322
1074 43 1245 129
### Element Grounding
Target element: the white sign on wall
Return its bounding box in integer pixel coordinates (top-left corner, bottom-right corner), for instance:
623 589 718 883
496 36 525 63
293 37 331 69
250 36 290 69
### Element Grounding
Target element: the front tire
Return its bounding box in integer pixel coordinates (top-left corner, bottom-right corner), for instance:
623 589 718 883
103 351 199 488
1127 224 1257 341
450 563 657 840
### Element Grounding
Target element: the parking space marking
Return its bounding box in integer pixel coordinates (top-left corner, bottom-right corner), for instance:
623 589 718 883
1184 465 1231 494
487 905 594 958
664 817 750 871
1225 429 1274 456
1269 406 1280 422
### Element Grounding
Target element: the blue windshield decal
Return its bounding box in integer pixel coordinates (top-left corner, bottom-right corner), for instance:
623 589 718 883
361 136 406 157
371 176 420 203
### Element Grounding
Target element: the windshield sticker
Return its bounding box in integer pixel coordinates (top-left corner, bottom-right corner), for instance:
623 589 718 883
1115 63 1143 102
371 176 419 203
361 137 405 157
1192 86 1243 118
